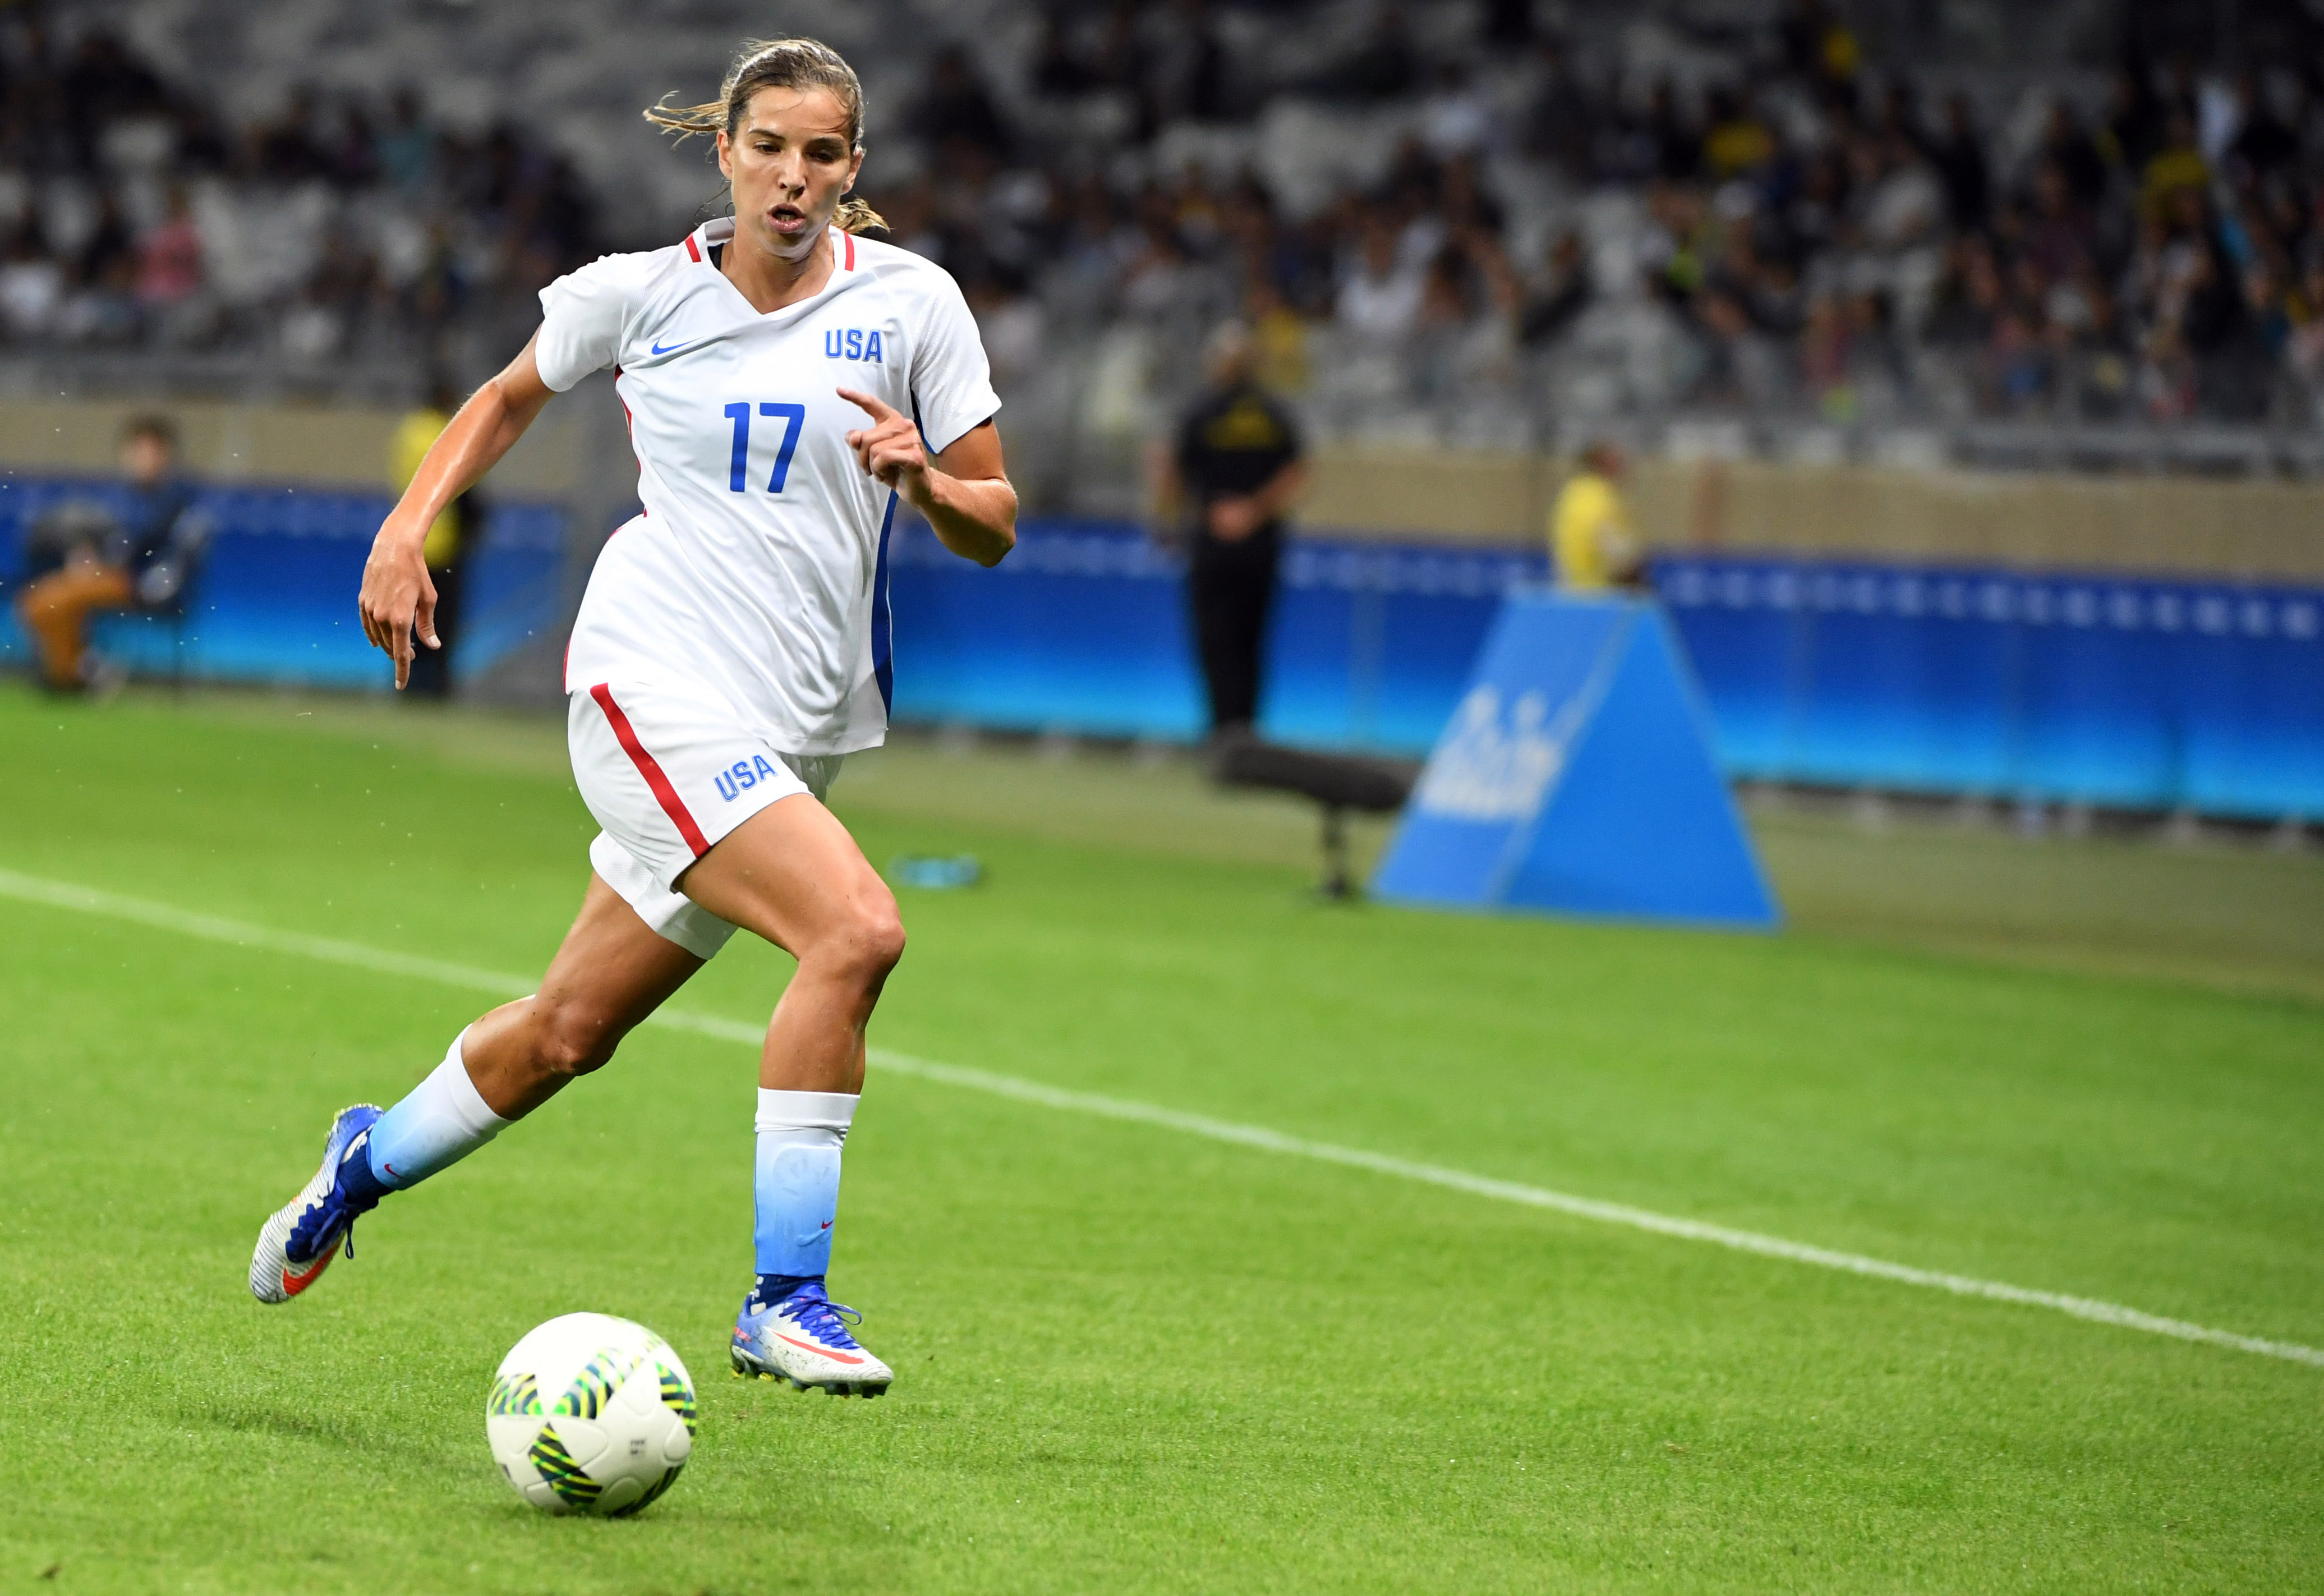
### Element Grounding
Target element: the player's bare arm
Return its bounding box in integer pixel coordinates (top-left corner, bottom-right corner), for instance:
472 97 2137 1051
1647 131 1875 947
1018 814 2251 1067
839 392 1015 567
357 338 555 687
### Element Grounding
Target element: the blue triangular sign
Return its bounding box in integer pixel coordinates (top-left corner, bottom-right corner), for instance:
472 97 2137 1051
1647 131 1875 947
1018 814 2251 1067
1372 590 1780 928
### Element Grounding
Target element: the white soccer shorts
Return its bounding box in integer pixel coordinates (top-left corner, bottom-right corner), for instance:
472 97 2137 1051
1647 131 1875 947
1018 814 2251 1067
567 677 841 959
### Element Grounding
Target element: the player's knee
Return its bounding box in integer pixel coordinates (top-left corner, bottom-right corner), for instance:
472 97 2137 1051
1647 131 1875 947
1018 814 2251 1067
853 906 908 978
825 902 906 985
527 1000 620 1080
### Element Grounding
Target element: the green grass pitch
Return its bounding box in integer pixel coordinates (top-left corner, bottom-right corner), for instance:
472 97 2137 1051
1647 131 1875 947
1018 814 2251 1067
2 682 2321 1593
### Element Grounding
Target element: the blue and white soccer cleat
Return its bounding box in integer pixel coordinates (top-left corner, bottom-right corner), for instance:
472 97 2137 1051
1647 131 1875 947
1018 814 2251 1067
248 1105 384 1305
730 1283 893 1396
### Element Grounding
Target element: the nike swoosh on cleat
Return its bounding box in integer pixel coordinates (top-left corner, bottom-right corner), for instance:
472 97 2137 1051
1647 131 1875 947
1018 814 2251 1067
280 1250 334 1294
774 1333 863 1365
649 338 694 356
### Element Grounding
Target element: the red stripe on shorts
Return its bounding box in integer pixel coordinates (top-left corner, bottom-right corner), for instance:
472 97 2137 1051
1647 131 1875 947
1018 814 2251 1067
589 684 710 858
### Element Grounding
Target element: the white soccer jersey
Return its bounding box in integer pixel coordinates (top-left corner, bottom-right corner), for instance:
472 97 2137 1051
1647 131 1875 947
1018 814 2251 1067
539 217 1000 755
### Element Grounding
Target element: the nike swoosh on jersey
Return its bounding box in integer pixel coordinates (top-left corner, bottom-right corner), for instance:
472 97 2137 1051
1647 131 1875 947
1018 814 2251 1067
649 338 697 356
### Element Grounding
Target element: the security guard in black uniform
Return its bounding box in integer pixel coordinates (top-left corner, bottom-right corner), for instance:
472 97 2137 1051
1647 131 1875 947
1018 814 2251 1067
1155 322 1309 738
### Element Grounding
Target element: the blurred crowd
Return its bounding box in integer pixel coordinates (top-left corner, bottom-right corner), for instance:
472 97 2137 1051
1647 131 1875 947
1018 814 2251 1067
857 0 2324 440
8 0 2324 443
0 2 595 367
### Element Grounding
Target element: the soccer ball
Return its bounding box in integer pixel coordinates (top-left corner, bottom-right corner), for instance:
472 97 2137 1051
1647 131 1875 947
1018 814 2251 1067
486 1313 697 1516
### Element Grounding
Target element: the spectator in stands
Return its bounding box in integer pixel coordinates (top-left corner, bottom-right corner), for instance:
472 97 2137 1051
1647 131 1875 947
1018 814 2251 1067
1642 81 1701 184
2022 160 2094 280
2290 253 2324 369
1782 0 1862 107
1318 6 1420 104
59 246 139 346
2141 112 2210 222
1518 40 1593 183
256 85 328 183
375 88 437 192
1692 287 1749 406
1029 15 1094 100
967 264 1048 390
135 187 203 309
1422 62 1493 160
2040 101 2108 210
1549 441 1641 592
1153 320 1309 739
1517 229 1591 348
15 415 201 693
1928 94 1990 231
1701 89 1775 180
1146 0 1234 125
1243 276 1309 393
1 222 64 338
2061 272 2136 421
912 46 1013 163
1336 215 1423 345
2101 63 2170 178
2225 71 2299 187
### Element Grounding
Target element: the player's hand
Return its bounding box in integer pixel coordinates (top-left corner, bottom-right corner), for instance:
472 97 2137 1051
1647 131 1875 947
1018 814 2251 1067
839 389 929 501
1207 495 1263 541
357 519 439 691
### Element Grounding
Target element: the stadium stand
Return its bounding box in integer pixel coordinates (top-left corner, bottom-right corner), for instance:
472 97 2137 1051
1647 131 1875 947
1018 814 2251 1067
6 1 2324 488
0 1 600 401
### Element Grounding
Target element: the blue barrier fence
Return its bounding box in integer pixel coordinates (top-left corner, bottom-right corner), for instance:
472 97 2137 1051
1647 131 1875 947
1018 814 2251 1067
4 482 2316 818
1658 556 2324 819
892 520 2323 818
0 476 564 688
889 517 1538 751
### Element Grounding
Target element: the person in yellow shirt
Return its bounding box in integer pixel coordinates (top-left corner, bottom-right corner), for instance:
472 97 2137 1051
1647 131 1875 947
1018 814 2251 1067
388 379 478 697
2138 112 2208 223
1549 440 1641 591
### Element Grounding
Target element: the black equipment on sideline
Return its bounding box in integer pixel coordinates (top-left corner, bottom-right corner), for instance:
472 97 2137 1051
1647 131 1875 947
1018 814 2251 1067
1212 735 1415 899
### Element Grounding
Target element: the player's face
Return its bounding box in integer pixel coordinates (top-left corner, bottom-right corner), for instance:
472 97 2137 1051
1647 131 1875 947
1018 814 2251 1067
717 86 866 261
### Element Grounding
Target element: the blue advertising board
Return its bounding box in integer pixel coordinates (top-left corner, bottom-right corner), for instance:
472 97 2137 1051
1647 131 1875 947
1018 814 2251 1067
1657 558 2324 818
6 475 2318 825
1372 590 1779 928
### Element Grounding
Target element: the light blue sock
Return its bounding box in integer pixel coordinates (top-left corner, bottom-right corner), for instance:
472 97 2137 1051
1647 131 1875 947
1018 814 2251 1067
753 1090 857 1292
367 1028 510 1190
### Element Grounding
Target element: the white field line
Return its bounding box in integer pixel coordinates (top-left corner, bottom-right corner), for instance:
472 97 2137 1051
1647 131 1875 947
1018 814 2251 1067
5 866 2320 1371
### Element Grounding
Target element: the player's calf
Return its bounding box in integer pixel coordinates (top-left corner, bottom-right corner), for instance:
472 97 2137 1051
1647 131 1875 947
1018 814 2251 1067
726 1088 890 1393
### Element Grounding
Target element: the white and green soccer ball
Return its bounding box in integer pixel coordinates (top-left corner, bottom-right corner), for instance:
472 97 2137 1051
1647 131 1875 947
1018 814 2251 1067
486 1313 697 1516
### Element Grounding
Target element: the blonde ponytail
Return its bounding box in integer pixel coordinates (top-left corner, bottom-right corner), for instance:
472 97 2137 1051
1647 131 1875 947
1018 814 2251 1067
833 196 887 235
641 96 728 141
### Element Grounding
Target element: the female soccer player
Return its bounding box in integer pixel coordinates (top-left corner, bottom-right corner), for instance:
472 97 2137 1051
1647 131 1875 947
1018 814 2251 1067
248 38 1015 1398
